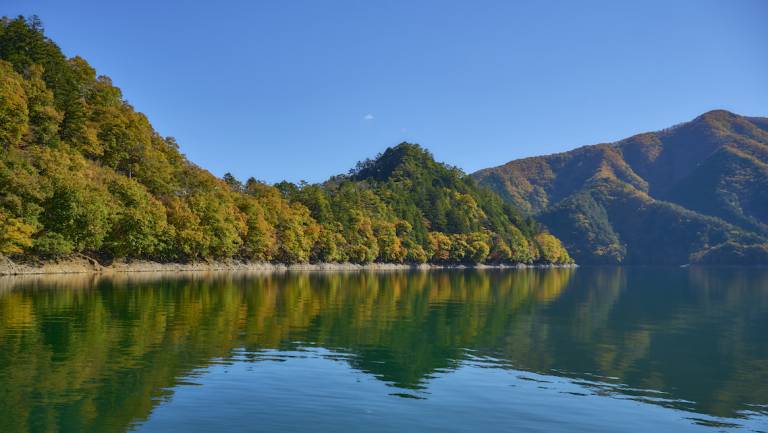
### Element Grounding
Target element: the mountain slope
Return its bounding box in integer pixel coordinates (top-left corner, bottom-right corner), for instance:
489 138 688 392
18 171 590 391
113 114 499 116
474 110 768 265
279 143 572 264
0 16 569 266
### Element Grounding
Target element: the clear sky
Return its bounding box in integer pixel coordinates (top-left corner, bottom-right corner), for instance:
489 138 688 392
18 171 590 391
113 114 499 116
5 0 768 183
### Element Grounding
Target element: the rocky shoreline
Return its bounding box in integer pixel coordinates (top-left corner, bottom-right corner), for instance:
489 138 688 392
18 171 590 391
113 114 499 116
0 256 576 276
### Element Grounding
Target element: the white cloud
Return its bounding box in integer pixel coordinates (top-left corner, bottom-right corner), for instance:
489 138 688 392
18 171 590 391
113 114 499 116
363 114 374 121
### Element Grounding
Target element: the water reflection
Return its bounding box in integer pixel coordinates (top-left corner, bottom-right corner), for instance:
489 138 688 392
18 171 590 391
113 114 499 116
0 268 766 432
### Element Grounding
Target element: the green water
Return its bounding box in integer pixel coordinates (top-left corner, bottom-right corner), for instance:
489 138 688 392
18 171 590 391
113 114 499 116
0 268 766 432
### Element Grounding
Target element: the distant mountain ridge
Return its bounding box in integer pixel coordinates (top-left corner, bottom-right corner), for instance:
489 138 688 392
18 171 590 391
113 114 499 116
473 110 768 265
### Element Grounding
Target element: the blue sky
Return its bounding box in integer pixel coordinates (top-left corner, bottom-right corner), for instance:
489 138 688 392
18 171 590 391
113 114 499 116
5 0 768 183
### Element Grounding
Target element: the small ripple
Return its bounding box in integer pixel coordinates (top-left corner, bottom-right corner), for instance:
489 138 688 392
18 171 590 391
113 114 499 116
685 417 742 429
560 391 589 397
389 393 426 400
517 375 553 384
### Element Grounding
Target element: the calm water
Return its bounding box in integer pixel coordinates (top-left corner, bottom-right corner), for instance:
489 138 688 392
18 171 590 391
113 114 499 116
0 268 767 433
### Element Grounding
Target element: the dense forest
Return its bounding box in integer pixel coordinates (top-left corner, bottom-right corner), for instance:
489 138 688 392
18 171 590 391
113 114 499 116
474 110 768 265
0 16 570 266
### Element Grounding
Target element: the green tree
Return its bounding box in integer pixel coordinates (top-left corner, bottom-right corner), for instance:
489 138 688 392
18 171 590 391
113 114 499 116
104 175 169 258
22 63 61 146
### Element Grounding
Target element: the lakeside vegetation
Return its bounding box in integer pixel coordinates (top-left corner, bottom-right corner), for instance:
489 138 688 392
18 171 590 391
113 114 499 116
0 16 570 266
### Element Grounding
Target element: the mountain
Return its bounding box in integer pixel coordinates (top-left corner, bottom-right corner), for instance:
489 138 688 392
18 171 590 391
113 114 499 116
473 110 768 265
0 16 569 266
277 143 572 264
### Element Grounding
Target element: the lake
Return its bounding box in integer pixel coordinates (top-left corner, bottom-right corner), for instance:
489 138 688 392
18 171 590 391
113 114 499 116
0 268 766 432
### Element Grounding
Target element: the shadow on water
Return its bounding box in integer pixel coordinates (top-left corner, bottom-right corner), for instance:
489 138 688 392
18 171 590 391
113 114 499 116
0 267 766 432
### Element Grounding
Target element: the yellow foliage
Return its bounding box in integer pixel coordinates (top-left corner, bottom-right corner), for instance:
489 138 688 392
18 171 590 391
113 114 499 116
0 210 35 254
0 60 29 147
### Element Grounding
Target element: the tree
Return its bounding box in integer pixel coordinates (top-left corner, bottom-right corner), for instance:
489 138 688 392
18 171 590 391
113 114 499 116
0 60 29 148
223 172 243 192
165 197 206 259
22 64 61 146
35 150 114 255
238 197 277 261
535 232 572 264
0 209 34 254
104 175 169 258
428 232 452 263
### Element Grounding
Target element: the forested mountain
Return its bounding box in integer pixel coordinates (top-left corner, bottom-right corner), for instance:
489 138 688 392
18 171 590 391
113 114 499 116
277 143 570 264
0 16 570 265
474 110 768 265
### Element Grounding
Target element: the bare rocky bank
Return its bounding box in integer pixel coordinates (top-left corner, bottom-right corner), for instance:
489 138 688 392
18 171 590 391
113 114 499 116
0 256 576 276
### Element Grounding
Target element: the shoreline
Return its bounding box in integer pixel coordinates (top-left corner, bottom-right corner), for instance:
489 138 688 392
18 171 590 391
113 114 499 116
0 256 577 277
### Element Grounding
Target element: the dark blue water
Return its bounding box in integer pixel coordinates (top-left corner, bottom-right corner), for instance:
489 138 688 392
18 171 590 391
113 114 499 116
0 268 766 432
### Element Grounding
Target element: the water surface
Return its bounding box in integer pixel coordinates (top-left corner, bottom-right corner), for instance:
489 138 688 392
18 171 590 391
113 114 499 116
0 268 766 432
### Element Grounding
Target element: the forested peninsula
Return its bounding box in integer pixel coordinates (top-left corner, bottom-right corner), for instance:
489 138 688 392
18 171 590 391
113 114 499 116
0 16 571 273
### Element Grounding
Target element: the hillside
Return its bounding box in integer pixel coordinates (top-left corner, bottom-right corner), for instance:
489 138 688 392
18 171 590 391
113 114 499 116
275 143 571 264
474 110 768 265
0 16 569 266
